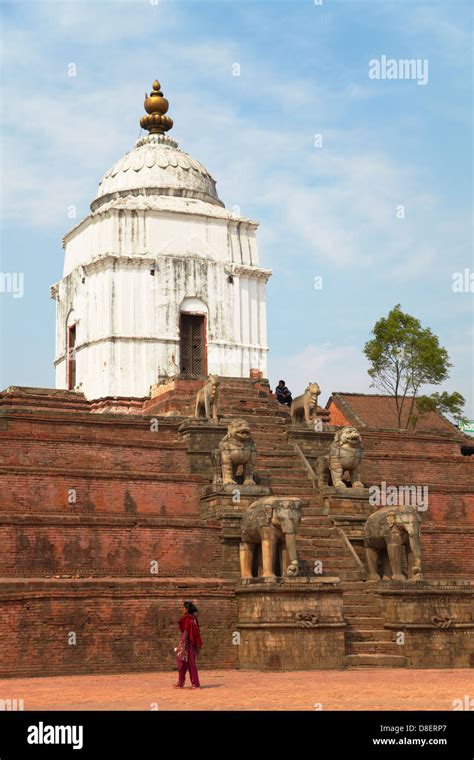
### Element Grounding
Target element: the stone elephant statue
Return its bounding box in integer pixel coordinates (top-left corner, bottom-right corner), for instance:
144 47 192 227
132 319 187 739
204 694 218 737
240 496 303 581
364 505 422 581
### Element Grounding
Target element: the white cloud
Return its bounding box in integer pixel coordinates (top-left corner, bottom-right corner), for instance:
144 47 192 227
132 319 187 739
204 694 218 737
268 342 371 402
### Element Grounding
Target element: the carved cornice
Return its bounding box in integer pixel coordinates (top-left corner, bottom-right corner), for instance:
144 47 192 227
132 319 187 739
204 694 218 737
225 263 272 281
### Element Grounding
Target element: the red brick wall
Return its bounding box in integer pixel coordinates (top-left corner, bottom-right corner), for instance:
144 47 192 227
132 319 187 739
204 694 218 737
421 529 474 577
0 520 223 577
0 388 472 678
0 473 202 516
0 581 238 678
361 457 473 489
362 430 462 457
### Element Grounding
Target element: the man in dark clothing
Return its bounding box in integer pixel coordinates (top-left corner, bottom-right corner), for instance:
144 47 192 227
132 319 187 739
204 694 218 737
275 379 292 407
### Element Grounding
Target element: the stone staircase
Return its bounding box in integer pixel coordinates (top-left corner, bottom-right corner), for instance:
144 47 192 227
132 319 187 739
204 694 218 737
203 377 407 667
342 582 406 668
207 378 364 581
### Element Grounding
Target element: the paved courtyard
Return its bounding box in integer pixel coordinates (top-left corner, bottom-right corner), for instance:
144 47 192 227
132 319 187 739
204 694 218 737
0 669 471 711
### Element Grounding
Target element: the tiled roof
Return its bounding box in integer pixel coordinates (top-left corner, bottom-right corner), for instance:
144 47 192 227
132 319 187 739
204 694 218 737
327 392 465 437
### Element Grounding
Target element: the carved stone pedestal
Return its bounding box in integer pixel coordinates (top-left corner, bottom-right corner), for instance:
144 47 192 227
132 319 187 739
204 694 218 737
236 577 345 670
378 580 474 668
319 485 370 516
201 485 272 519
178 419 227 478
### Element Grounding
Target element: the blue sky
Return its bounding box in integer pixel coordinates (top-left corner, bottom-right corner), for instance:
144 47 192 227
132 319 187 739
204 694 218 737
1 0 472 413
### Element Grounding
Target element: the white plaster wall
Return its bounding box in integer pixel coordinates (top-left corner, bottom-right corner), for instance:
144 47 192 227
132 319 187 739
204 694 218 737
55 203 270 399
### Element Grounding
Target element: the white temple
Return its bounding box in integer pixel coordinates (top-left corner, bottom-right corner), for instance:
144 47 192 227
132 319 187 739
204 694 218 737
51 79 271 399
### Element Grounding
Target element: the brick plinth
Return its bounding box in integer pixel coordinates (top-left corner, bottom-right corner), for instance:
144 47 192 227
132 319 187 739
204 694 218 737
236 577 345 670
379 581 474 668
0 578 238 678
0 380 473 677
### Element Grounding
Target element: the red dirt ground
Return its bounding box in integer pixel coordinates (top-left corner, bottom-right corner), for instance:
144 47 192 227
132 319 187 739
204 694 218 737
0 669 472 711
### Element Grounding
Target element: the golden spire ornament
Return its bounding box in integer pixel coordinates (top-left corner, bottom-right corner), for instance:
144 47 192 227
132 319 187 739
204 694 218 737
140 79 173 135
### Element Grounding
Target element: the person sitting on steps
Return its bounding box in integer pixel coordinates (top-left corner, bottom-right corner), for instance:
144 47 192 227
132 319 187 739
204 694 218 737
275 379 292 407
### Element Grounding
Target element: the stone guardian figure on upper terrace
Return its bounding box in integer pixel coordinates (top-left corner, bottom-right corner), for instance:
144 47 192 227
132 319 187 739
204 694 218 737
317 426 364 489
212 419 257 486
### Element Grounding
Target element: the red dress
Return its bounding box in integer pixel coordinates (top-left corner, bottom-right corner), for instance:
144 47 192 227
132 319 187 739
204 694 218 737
176 613 202 687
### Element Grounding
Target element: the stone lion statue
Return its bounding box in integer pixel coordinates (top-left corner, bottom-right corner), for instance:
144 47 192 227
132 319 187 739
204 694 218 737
290 383 321 425
317 426 364 489
195 374 220 421
213 419 257 486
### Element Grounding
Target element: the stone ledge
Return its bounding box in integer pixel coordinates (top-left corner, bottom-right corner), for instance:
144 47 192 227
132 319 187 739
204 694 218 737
377 581 473 595
0 466 202 483
0 513 216 528
235 577 341 593
201 484 271 498
0 407 182 427
238 622 345 629
0 576 237 601
384 622 474 630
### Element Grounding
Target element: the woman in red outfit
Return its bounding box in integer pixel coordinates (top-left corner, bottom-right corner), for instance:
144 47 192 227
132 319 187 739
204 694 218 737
174 601 202 689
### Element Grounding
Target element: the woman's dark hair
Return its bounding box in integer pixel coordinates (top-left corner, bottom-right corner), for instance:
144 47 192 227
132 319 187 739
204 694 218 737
184 601 198 615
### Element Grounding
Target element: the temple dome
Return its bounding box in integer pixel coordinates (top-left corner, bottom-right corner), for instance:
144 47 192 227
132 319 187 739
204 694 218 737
91 133 223 211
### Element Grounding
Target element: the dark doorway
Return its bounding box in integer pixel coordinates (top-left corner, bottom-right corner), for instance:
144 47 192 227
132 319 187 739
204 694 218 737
179 313 207 376
67 324 76 390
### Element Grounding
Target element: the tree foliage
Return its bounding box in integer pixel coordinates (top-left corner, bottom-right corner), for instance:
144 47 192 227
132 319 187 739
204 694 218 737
413 391 467 429
363 304 464 429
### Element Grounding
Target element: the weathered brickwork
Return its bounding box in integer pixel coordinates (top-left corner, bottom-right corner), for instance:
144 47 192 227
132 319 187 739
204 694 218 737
0 580 238 678
0 381 472 676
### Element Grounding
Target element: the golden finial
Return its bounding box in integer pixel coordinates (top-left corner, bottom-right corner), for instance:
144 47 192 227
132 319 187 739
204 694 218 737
140 79 173 135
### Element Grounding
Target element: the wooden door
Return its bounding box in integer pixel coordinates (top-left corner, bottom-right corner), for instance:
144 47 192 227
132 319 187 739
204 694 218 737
67 324 76 390
179 314 206 376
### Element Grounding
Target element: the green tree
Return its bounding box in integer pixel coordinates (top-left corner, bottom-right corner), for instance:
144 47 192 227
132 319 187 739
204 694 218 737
412 391 467 429
363 304 464 429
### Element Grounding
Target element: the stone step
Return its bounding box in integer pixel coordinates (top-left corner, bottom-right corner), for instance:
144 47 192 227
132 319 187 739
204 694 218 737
257 475 314 482
344 604 381 616
297 539 334 550
297 532 341 545
270 490 320 498
346 628 394 642
269 484 319 492
340 581 370 591
220 409 285 419
296 545 344 559
296 536 337 544
296 545 346 558
345 641 400 655
297 556 357 571
219 401 276 411
343 616 385 627
256 465 300 472
339 570 366 581
344 654 406 668
251 439 291 446
253 463 298 470
342 592 379 605
300 526 333 537
327 558 363 569
256 462 311 471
